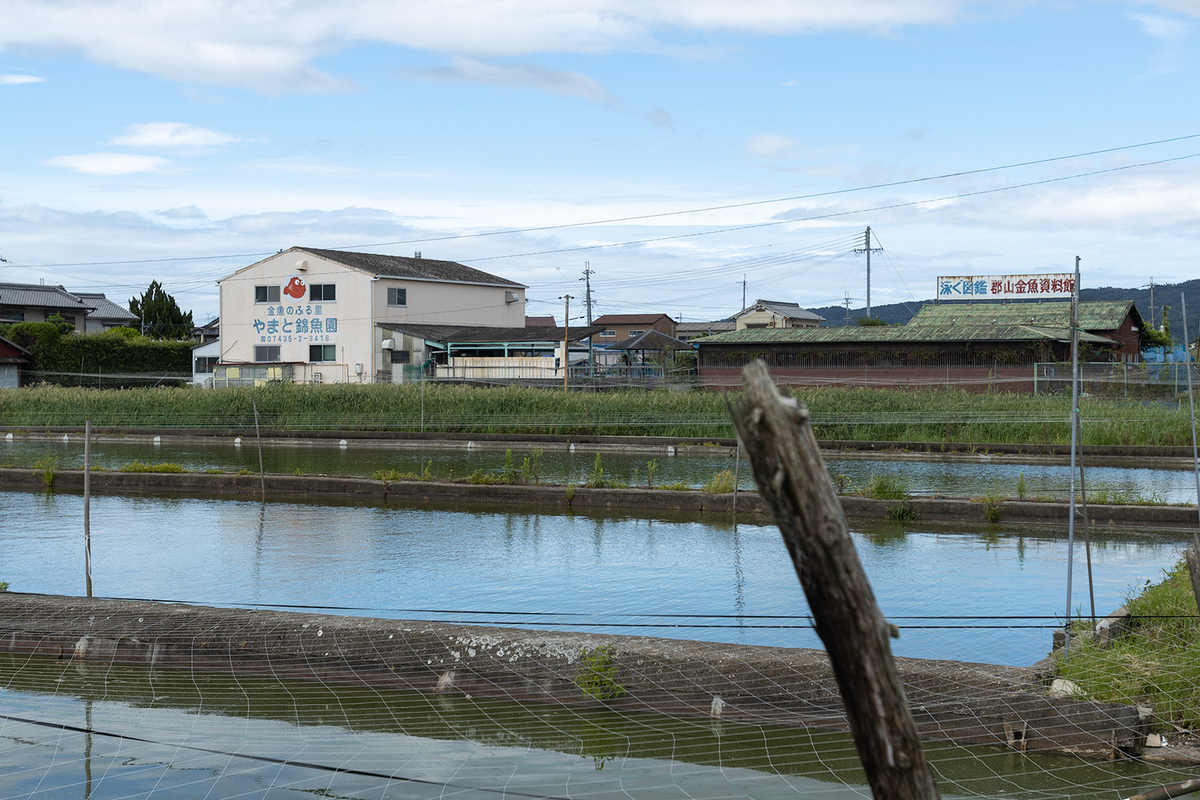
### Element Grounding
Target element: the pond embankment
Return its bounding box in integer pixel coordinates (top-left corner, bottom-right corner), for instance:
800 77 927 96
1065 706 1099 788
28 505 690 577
2 467 1198 529
7 426 1200 469
0 592 1152 759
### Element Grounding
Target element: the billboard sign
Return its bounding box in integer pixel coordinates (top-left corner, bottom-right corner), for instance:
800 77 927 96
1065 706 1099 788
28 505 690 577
937 273 1076 301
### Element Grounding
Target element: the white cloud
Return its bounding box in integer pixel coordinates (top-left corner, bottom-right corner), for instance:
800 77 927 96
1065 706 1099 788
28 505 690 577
1132 12 1191 39
44 153 173 176
111 122 244 149
746 133 799 159
404 57 620 105
0 0 975 93
0 73 45 84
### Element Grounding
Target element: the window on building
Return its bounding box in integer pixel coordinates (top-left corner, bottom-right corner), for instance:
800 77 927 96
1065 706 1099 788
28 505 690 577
254 345 281 362
61 316 76 328
310 344 336 362
600 330 615 337
390 350 411 364
194 356 219 374
310 284 336 302
255 285 280 303
628 329 646 336
0 308 24 323
387 287 407 307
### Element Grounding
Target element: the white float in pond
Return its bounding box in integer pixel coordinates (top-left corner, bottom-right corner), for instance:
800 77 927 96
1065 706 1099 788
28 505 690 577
467 441 475 450
62 434 69 442
339 439 348 448
666 445 676 456
234 437 243 446
4 433 12 441
153 436 162 445
568 442 575 454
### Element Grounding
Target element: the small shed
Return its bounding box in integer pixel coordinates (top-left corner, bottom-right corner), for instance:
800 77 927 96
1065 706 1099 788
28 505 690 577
0 336 31 388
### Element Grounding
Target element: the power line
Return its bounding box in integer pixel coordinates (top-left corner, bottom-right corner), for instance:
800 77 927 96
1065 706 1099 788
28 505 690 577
5 135 1200 271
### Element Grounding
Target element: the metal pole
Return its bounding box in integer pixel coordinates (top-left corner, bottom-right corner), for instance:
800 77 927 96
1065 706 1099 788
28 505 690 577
83 419 92 598
1064 256 1081 658
562 295 571 391
1181 294 1200 537
252 397 265 500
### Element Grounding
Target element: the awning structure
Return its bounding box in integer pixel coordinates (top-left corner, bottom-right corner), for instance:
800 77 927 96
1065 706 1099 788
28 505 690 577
378 322 605 357
603 329 696 352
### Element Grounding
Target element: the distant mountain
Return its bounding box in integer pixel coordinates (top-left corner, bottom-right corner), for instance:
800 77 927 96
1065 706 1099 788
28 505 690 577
810 278 1200 341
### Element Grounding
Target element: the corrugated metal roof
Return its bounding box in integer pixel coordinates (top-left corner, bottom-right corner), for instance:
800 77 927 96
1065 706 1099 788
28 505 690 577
74 292 137 321
299 247 525 288
379 322 605 344
0 282 91 310
908 301 1137 331
699 322 1115 346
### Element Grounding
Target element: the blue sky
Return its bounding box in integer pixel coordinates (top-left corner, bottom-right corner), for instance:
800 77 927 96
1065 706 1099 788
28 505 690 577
2 1 1200 325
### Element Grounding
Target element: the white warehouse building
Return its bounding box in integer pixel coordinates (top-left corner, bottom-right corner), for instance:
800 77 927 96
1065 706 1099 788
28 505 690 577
215 247 527 386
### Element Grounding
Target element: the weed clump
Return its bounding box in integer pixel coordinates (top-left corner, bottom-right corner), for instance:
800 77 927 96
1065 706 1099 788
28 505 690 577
119 461 187 473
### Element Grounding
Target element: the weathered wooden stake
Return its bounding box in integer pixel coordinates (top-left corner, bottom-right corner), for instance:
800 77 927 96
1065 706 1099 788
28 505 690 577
729 361 940 800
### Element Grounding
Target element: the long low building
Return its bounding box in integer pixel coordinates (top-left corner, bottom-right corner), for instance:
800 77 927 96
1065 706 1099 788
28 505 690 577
697 301 1143 391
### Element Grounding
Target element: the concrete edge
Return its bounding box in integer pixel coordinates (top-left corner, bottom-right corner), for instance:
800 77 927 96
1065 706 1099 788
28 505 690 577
0 592 1154 759
2 468 1198 530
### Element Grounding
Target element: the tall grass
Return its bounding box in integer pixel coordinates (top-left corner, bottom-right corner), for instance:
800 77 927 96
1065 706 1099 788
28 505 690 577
0 382 1196 446
1056 560 1200 729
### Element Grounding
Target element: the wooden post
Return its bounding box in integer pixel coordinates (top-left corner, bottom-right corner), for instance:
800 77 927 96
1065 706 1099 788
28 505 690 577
252 397 266 501
729 361 940 800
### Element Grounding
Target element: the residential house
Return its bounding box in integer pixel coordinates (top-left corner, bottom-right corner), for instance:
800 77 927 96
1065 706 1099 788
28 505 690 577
592 314 677 345
0 282 91 331
734 299 824 330
75 292 139 333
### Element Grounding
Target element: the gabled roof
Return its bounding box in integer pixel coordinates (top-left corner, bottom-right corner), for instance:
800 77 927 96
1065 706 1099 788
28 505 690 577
525 315 556 327
74 292 137 322
378 322 604 345
909 301 1140 332
735 299 824 322
604 329 695 351
0 282 91 310
592 313 674 325
289 247 525 288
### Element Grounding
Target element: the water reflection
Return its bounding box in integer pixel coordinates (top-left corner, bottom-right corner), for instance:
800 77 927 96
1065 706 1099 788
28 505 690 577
0 653 1192 799
0 489 1186 667
5 435 1199 503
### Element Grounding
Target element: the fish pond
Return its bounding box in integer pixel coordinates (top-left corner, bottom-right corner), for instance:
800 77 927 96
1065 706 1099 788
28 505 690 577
0 489 1187 667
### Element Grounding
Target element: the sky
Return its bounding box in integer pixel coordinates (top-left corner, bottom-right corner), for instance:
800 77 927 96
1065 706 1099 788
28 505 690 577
3 0 1200 327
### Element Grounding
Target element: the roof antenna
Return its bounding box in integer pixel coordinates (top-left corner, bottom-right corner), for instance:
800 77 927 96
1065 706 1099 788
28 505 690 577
414 251 422 259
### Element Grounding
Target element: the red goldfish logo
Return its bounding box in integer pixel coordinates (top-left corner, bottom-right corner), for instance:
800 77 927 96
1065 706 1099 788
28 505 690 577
283 276 306 299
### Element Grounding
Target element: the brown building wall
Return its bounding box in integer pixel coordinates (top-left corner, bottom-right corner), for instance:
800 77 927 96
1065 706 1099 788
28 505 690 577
593 316 677 345
700 366 1038 393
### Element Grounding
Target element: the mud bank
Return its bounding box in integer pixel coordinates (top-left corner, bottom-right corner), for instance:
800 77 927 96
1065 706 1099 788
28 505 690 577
2 467 1197 530
0 592 1152 759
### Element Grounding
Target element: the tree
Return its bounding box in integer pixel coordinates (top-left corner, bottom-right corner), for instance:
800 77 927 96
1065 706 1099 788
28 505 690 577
129 281 193 339
853 316 888 327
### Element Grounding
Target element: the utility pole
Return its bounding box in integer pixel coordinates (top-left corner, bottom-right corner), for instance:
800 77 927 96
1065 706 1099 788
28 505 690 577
740 274 747 311
561 294 572 391
581 263 595 379
844 293 852 325
1149 277 1156 330
853 226 882 319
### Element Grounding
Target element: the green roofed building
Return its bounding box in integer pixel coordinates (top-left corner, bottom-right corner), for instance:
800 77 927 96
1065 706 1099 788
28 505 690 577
696 301 1144 392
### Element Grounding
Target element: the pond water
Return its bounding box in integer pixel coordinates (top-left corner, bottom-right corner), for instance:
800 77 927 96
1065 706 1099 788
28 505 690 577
0 489 1187 667
2 652 1192 800
4 435 1199 503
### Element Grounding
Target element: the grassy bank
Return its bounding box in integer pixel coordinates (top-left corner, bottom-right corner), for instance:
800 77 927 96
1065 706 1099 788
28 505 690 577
0 382 1196 446
1056 560 1200 730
